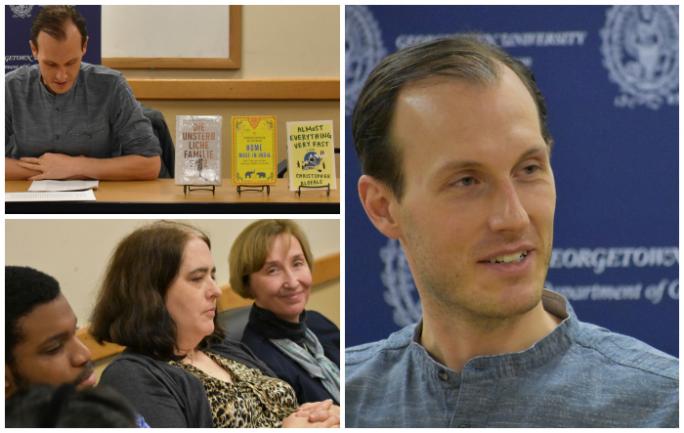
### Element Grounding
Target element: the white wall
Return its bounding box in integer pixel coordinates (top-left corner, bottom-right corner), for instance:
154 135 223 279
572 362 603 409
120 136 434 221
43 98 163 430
5 219 339 326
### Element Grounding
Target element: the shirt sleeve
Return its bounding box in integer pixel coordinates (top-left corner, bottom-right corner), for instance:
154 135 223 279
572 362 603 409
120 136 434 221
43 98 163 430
111 76 162 157
99 358 189 428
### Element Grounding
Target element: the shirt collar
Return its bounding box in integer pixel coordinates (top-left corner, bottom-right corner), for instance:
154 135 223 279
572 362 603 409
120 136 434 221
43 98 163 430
410 289 578 381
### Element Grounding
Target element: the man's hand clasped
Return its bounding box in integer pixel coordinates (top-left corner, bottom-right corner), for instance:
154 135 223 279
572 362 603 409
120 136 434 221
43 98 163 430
17 152 85 180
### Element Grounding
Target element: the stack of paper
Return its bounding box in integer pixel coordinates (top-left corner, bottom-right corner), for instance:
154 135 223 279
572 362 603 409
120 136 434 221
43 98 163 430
6 180 99 202
6 190 96 202
28 180 99 192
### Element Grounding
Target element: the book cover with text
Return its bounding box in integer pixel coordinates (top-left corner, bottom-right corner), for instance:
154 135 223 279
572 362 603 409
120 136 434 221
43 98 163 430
286 120 337 191
175 115 222 185
231 116 277 185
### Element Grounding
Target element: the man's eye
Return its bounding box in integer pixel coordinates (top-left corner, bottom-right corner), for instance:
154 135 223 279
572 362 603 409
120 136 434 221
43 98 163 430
43 344 64 355
522 164 541 175
454 176 478 187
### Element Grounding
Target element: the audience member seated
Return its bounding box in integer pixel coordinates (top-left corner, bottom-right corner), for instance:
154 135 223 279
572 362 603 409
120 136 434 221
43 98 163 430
90 221 340 428
229 220 339 404
5 266 96 397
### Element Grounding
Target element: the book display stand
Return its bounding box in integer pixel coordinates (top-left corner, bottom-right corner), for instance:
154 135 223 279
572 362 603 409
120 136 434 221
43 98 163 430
296 184 330 197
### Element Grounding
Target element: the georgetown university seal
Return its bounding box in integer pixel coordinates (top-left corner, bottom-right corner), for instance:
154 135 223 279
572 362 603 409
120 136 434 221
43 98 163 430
380 239 421 326
600 6 678 110
345 6 386 116
10 5 34 19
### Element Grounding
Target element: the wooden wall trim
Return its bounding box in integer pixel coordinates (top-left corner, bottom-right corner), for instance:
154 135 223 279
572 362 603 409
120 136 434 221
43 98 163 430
80 252 340 361
127 78 340 100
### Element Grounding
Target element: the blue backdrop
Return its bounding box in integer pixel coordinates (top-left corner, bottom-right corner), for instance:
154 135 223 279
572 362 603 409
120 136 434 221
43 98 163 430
345 6 678 357
5 5 101 73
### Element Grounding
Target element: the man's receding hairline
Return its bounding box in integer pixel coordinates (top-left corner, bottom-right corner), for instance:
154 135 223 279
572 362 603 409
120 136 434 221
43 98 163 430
34 19 83 47
386 67 507 198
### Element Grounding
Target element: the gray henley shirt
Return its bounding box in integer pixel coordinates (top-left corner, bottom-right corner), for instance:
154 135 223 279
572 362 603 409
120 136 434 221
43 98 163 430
5 62 160 160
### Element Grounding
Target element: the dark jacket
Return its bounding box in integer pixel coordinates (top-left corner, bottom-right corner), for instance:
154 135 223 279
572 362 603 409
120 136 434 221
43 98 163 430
98 340 273 427
241 306 340 404
142 106 174 178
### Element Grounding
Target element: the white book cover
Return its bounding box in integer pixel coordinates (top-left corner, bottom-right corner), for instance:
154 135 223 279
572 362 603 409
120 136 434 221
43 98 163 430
175 115 222 185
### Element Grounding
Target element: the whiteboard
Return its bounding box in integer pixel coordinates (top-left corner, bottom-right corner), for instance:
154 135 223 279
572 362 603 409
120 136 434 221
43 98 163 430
101 5 239 69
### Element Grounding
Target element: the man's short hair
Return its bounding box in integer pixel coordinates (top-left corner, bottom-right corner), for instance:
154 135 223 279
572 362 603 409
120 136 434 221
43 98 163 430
89 221 225 361
5 266 61 364
352 36 554 199
31 6 88 49
229 219 314 298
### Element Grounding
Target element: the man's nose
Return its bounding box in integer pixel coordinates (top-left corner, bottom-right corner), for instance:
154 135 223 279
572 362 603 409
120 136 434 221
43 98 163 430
71 336 92 366
55 67 67 81
488 180 530 233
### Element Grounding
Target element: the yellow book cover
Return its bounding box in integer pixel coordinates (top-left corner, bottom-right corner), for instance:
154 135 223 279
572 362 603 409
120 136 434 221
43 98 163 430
231 115 277 185
286 120 337 191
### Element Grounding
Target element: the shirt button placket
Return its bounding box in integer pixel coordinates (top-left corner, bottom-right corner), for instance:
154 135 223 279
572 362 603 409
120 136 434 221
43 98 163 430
55 102 62 141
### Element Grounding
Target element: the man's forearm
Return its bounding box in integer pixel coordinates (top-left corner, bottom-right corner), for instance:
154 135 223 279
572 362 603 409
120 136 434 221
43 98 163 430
6 157 41 180
76 155 161 180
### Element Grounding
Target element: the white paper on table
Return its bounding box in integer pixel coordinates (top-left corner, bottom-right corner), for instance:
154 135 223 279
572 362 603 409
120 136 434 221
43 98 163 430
5 190 97 202
28 180 99 192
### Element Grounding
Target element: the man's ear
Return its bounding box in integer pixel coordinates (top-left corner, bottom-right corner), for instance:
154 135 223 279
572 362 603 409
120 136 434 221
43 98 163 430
358 174 401 240
6 364 16 398
81 36 88 56
29 40 38 59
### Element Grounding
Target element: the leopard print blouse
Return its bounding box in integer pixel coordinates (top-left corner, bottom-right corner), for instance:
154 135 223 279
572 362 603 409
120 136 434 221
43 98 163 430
169 351 298 427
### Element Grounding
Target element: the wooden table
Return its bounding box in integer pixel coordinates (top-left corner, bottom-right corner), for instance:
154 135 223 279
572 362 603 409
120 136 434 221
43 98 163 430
5 179 339 214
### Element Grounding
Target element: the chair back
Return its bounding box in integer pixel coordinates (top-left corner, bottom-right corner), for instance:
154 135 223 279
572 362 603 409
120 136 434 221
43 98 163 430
142 106 174 178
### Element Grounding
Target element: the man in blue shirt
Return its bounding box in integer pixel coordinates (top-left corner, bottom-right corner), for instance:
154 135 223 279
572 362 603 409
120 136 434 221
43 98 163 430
346 36 678 427
5 6 161 180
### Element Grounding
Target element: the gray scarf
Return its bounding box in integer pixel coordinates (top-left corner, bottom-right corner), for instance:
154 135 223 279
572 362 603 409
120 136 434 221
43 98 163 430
270 328 340 402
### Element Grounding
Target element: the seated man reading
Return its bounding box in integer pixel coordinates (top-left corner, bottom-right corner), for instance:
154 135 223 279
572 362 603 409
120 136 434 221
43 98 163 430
5 6 162 180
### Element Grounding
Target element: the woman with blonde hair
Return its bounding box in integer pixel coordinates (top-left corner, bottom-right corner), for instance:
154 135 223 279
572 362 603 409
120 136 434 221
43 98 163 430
229 220 339 404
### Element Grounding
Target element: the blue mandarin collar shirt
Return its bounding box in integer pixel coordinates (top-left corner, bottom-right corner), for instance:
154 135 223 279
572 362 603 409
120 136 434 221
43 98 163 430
345 290 678 427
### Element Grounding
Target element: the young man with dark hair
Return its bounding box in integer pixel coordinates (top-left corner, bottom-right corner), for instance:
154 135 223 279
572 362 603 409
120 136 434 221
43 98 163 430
5 5 162 180
346 36 678 427
5 265 151 428
5 266 96 397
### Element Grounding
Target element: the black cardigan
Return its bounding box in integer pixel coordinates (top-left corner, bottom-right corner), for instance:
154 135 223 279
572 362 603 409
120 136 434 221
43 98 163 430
98 340 274 427
241 306 340 404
